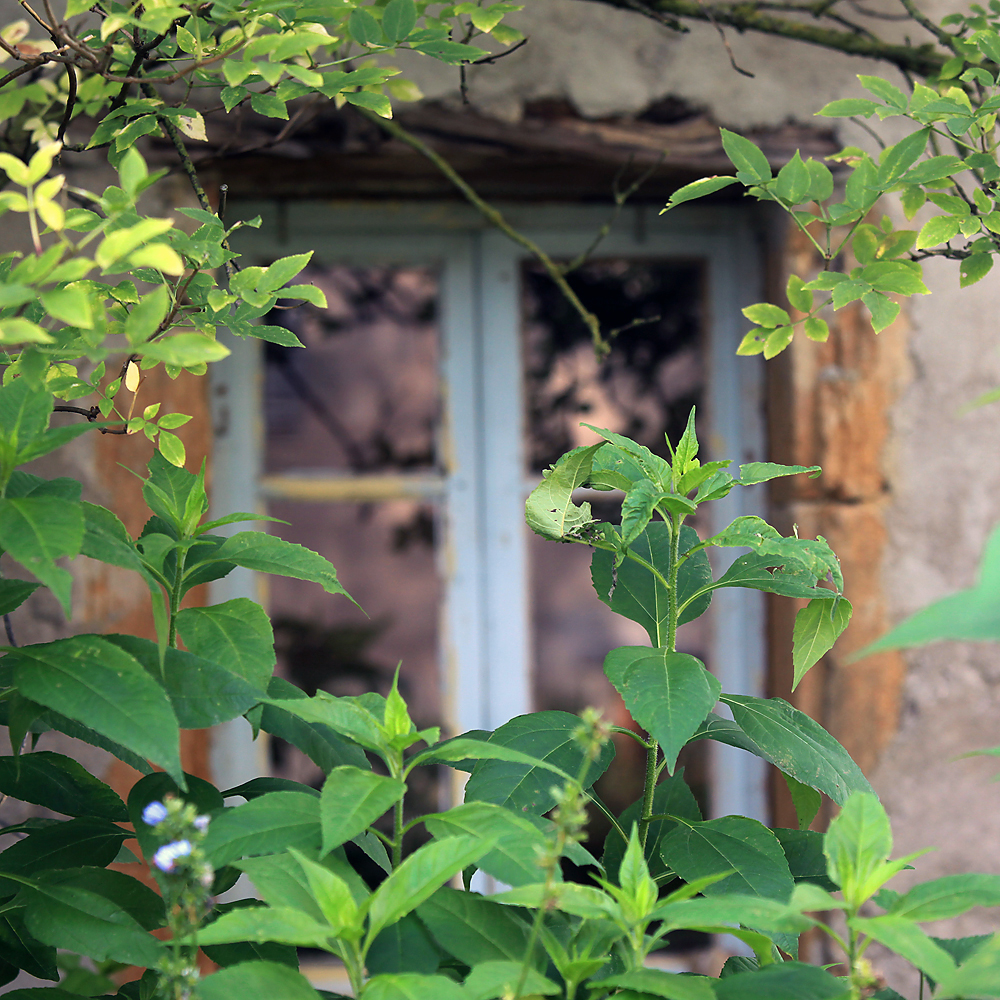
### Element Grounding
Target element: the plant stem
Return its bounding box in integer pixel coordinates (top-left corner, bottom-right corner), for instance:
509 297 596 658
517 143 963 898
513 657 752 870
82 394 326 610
167 548 187 648
392 795 404 869
665 512 683 654
637 739 659 849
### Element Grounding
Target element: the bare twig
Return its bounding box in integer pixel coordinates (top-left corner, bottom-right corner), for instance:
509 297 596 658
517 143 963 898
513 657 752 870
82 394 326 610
57 62 77 143
696 0 755 76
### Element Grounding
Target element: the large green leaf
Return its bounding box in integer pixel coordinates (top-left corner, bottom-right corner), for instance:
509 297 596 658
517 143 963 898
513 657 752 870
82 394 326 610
711 552 833 600
602 769 702 881
773 829 838 892
366 913 439 976
197 961 322 1000
201 900 299 971
41 867 164 930
367 835 492 941
175 598 275 692
888 873 1000 922
264 690 386 754
463 711 615 815
0 751 127 821
203 791 322 867
463 961 561 1000
260 677 370 773
0 818 127 885
127 770 224 866
792 598 852 689
103 633 261 729
237 848 370 916
0 912 57 981
363 973 467 1000
9 635 182 783
425 801 551 888
142 449 206 536
525 443 603 541
713 961 850 1000
0 378 52 457
30 709 154 775
20 878 164 967
79 502 143 571
416 887 532 967
582 424 672 490
619 652 721 773
660 816 794 902
932 934 1000 999
210 531 356 603
824 792 898 906
592 969 714 1000
194 906 333 949
320 767 404 855
850 915 956 983
721 695 873 805
0 497 84 614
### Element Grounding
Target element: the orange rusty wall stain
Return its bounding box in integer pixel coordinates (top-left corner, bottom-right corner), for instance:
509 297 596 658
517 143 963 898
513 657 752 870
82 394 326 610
766 218 910 824
86 366 215 798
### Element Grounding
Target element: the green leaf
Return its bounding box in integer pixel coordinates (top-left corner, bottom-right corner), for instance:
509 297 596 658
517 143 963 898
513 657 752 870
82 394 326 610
602 769 701 881
200 901 299 971
0 817 128 885
364 973 467 1000
738 462 821 486
0 911 57 982
786 275 813 314
663 175 739 210
804 317 830 342
0 578 39 615
743 302 790 327
525 443 603 541
260 678 371 774
80 502 142 571
20 878 164 968
382 0 417 41
203 791 321 867
661 815 794 902
932 934 1000 999
824 792 891 902
197 961 322 1000
367 913 438 976
782 774 822 831
320 767 404 855
140 333 230 366
619 652 721 774
250 93 289 120
175 599 275 692
774 152 812 205
416 887 532 967
850 915 956 983
0 497 84 614
859 75 908 110
774 828 837 891
367 835 492 941
817 98 880 117
720 128 772 183
348 6 382 44
195 904 333 949
425 801 551 888
714 961 850 999
721 695 873 805
961 253 994 287
103 633 261 729
127 770 223 864
792 598 852 688
916 214 961 249
889 873 1000 921
42 866 164 930
876 128 929 184
211 531 356 604
9 635 182 784
592 969 714 1000
265 689 386 755
712 552 832 600
464 711 615 815
0 752 127 821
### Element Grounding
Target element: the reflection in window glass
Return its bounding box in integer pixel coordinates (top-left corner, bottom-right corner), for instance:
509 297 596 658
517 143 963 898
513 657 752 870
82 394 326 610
264 266 440 474
522 259 711 832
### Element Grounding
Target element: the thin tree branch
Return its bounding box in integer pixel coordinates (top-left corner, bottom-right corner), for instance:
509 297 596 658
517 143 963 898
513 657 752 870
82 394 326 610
57 62 77 144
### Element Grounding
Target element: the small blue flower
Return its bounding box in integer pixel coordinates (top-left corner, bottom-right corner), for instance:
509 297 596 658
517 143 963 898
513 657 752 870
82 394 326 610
142 801 168 826
193 814 209 833
153 840 192 873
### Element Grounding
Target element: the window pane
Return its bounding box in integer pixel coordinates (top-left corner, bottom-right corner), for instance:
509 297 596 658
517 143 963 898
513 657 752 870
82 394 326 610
264 265 440 474
522 258 710 822
266 500 441 797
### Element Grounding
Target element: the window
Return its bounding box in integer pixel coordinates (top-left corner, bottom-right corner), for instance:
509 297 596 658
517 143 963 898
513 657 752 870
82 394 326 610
210 202 768 824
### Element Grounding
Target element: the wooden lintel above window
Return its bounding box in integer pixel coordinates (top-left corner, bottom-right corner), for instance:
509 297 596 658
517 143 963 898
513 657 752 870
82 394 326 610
194 98 840 203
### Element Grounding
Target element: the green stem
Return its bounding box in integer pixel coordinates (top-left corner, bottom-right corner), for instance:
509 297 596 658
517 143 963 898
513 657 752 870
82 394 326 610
392 795 404 868
665 513 683 653
637 739 659 849
587 789 628 846
167 548 187 649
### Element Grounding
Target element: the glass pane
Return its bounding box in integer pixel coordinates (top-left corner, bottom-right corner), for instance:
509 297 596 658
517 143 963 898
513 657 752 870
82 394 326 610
266 499 442 813
522 258 710 825
264 265 440 474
